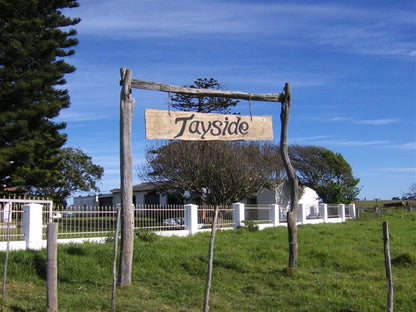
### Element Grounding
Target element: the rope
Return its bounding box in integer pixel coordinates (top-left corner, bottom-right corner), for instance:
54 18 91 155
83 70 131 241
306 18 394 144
168 86 171 116
249 94 252 121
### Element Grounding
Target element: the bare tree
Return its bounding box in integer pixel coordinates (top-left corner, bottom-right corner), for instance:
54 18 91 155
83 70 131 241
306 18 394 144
141 141 273 205
140 140 274 311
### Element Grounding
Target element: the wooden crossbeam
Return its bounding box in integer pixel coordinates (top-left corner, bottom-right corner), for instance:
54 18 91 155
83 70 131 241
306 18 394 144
129 79 284 102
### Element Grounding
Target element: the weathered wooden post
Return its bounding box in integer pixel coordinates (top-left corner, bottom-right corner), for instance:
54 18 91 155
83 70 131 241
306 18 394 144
112 205 121 311
279 83 299 268
119 68 135 286
383 222 394 312
46 223 58 312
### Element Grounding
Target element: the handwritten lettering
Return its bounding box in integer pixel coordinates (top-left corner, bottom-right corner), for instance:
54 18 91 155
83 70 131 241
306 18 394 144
174 114 249 139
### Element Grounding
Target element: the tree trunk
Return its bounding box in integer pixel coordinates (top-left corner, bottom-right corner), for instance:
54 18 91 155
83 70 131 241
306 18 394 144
279 83 299 268
204 206 219 312
119 68 135 286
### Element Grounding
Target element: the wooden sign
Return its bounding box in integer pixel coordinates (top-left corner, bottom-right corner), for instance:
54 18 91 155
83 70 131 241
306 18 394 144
145 109 273 141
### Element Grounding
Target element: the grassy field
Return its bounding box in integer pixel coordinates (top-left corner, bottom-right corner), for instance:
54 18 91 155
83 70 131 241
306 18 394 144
356 199 416 210
1 211 415 311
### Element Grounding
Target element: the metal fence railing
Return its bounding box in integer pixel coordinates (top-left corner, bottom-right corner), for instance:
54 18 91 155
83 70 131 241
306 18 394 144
1 202 356 248
54 209 117 239
0 198 53 242
245 205 270 223
135 204 185 230
327 205 340 218
198 206 234 228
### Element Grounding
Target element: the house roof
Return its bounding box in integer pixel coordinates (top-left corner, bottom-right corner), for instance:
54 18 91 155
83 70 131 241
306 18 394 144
111 182 159 194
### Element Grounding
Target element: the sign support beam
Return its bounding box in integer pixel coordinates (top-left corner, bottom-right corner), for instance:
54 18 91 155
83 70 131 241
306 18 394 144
130 78 284 103
119 68 135 286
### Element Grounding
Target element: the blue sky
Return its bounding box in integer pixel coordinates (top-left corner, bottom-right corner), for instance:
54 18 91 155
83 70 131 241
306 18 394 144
60 0 416 201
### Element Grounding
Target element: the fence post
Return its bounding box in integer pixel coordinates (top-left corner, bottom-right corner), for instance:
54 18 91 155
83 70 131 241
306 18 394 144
339 204 346 222
233 203 245 228
350 204 356 219
46 223 58 312
320 204 328 223
2 203 11 223
298 204 306 224
22 203 43 250
383 221 394 312
270 204 279 226
185 204 198 235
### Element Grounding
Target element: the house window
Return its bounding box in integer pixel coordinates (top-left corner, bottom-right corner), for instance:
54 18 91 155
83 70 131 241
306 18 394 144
144 192 159 205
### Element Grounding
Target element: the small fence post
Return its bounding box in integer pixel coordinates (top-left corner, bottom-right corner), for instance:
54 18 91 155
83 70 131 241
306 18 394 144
348 204 356 219
320 204 328 223
22 203 43 250
46 223 58 312
232 203 245 228
339 204 346 222
298 204 306 224
383 221 394 312
270 204 279 226
185 204 198 235
2 203 11 223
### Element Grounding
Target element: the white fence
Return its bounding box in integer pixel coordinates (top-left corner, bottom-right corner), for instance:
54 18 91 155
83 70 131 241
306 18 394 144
0 201 356 251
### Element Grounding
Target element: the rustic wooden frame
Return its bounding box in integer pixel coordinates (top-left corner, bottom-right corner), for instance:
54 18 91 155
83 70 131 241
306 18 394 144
119 68 297 287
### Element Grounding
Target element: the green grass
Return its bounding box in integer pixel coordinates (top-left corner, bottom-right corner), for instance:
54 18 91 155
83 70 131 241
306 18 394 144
1 212 415 311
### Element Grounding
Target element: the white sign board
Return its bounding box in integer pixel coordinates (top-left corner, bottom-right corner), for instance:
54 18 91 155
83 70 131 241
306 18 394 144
145 109 273 141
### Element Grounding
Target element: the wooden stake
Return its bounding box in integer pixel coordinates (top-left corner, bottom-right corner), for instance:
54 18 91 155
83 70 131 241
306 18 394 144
46 223 58 312
383 222 394 312
204 206 219 312
111 206 121 312
2 205 12 299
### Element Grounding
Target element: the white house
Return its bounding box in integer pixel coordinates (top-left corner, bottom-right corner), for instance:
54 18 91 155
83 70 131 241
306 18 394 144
73 182 319 209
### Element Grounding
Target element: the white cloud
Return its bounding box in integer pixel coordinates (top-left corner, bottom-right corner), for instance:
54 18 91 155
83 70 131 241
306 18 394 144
356 119 399 126
291 135 389 147
390 142 416 150
68 1 415 58
381 167 416 172
57 111 110 122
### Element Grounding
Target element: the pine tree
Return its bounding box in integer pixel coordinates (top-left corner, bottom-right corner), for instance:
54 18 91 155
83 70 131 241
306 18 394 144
170 78 239 113
0 0 80 195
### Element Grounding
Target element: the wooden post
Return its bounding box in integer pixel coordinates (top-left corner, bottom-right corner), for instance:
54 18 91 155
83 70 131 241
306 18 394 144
119 68 135 286
111 206 121 312
204 206 219 312
2 205 12 299
46 223 58 312
383 222 394 312
279 83 299 269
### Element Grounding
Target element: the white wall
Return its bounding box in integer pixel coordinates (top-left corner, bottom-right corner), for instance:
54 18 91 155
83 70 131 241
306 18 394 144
256 186 319 206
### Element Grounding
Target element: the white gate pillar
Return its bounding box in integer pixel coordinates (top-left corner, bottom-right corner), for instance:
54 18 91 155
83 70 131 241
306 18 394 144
185 204 198 235
2 202 11 223
233 203 245 228
270 204 279 226
298 204 306 224
23 203 43 250
339 204 346 222
320 204 328 223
